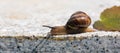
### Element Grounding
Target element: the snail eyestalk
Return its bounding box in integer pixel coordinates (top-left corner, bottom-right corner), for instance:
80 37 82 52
43 25 54 28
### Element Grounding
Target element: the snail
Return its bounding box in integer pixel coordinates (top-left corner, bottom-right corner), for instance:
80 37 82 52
43 11 95 35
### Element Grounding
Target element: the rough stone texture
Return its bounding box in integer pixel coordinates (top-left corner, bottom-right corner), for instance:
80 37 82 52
0 35 120 53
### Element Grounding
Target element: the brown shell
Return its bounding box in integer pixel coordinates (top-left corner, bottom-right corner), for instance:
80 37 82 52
66 11 91 30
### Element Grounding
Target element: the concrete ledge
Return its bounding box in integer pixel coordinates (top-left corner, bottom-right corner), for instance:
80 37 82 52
0 33 120 53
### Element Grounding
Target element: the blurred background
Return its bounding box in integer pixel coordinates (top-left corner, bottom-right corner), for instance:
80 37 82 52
0 0 119 36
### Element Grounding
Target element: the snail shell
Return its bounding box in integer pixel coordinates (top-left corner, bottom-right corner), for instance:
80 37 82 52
43 11 94 35
66 11 91 29
65 11 92 34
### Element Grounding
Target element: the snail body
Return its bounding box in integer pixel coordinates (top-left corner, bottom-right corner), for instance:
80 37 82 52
43 11 94 35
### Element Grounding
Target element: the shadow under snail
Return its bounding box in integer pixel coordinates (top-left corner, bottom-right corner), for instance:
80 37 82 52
43 11 95 35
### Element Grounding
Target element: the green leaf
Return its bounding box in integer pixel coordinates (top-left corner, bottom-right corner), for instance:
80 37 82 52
93 6 120 31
